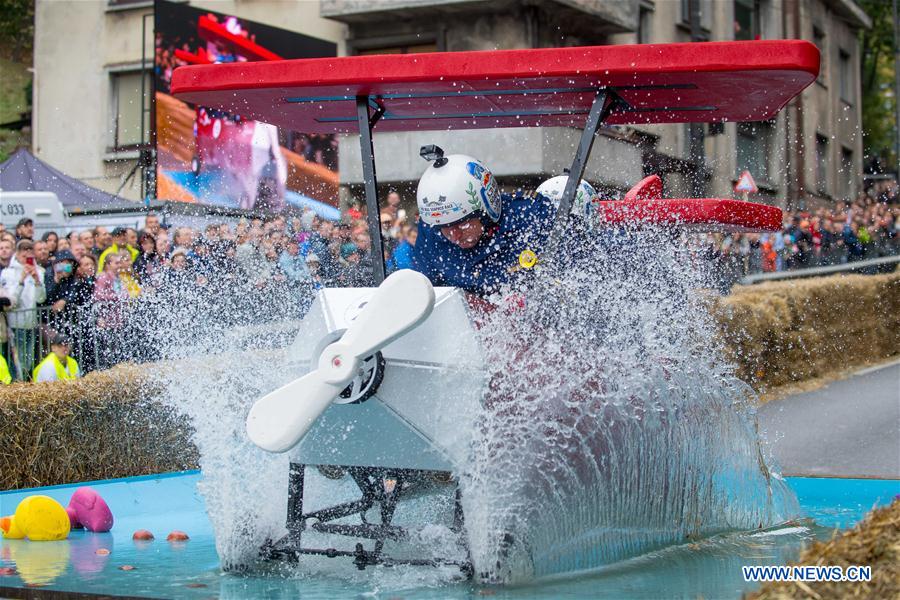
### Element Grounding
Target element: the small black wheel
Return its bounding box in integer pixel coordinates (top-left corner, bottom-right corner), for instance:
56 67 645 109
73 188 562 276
317 465 347 480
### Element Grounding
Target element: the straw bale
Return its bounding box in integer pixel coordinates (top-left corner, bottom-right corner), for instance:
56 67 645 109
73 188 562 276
715 273 899 389
748 499 900 600
0 275 895 489
0 363 198 491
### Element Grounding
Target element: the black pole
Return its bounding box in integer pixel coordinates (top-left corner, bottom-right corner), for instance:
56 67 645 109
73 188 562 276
356 96 387 285
287 463 305 537
687 0 707 198
893 0 900 178
544 89 617 259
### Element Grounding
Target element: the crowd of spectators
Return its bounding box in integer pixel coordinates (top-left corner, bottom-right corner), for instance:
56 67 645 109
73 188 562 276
704 184 899 284
0 202 395 381
0 180 896 382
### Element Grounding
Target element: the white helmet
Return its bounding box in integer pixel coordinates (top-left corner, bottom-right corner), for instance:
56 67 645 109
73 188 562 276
416 145 502 227
536 174 599 217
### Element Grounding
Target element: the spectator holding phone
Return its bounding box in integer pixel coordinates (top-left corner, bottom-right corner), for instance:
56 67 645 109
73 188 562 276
0 240 46 380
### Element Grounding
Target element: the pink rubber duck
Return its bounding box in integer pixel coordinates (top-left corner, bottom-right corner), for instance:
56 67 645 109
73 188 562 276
65 487 114 533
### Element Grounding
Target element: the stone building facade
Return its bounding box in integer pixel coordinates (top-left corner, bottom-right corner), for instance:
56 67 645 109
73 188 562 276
32 0 870 208
326 0 871 209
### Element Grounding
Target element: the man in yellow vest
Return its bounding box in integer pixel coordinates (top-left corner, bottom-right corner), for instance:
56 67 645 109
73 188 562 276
0 354 11 384
33 334 80 382
97 227 139 273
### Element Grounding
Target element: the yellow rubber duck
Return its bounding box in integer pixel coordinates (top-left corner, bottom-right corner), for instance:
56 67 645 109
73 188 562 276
0 495 71 541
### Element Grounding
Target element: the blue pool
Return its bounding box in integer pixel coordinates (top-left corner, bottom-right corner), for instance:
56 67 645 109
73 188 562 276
1 472 897 599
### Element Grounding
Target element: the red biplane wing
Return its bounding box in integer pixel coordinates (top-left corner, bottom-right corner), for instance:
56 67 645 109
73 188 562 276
171 40 818 134
597 175 782 232
597 198 783 232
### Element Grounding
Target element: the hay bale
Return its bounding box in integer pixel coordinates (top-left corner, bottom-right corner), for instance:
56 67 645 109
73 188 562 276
715 273 900 389
749 499 900 600
0 363 198 490
0 274 895 489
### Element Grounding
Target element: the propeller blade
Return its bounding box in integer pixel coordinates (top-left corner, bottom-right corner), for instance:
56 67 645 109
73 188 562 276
340 270 436 360
245 270 436 454
246 370 343 453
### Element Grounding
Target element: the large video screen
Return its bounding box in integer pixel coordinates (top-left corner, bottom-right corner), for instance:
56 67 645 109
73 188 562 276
154 0 339 214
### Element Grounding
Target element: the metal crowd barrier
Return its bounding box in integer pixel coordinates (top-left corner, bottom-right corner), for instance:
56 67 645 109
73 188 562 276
0 294 309 382
739 255 900 285
0 305 102 381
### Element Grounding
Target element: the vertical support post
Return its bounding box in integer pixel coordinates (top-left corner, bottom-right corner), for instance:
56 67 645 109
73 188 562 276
893 0 900 179
544 89 616 259
140 13 146 200
141 12 157 202
357 96 387 285
287 463 305 535
687 0 707 199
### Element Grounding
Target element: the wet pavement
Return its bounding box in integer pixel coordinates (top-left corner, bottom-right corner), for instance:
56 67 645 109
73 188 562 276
759 361 900 479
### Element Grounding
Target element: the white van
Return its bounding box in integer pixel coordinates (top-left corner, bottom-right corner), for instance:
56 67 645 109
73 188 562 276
0 191 68 236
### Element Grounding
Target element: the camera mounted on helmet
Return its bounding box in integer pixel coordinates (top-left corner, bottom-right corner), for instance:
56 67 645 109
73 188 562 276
419 144 448 167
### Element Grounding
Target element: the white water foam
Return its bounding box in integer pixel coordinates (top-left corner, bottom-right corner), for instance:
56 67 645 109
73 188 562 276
458 223 799 582
148 222 798 585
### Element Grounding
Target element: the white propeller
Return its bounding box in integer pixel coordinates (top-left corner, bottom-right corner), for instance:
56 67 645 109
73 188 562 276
246 269 436 453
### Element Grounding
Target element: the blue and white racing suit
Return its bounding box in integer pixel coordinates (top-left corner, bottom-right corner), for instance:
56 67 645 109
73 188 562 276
413 193 558 295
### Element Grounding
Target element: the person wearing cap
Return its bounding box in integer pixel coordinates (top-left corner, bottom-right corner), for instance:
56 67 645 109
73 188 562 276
32 334 80 382
14 218 33 242
97 227 139 273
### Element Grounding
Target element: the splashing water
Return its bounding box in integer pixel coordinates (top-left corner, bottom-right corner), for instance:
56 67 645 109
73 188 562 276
458 222 798 582
146 220 797 584
155 350 291 569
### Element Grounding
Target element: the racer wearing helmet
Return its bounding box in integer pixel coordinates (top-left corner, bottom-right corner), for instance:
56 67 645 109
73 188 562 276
413 145 592 295
535 173 600 219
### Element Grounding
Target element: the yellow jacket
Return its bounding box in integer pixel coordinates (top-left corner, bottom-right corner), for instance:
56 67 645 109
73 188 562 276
0 354 11 384
32 354 80 382
97 243 139 273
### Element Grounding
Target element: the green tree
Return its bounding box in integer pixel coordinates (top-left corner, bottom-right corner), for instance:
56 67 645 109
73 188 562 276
0 0 34 61
857 0 897 170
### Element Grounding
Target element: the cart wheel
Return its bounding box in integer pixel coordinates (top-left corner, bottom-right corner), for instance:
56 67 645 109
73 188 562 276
317 465 346 480
191 155 201 176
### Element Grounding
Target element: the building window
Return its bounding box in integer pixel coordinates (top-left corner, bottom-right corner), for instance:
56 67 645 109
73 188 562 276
110 70 150 150
637 4 653 44
736 121 774 183
815 134 829 195
734 0 759 41
840 146 854 199
839 49 853 104
813 27 827 86
680 0 712 30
